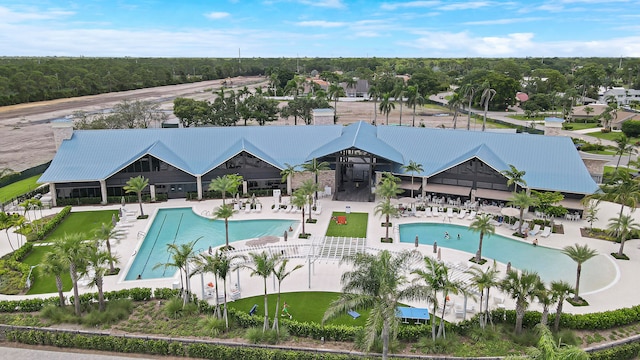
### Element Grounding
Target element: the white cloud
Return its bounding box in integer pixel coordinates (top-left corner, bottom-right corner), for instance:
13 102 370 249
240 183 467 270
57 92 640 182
297 0 345 8
204 12 230 20
463 17 543 25
380 1 440 11
295 20 346 27
440 1 492 10
0 6 74 24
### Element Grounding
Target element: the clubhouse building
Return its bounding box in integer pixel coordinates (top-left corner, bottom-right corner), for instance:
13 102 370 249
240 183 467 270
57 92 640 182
40 121 599 210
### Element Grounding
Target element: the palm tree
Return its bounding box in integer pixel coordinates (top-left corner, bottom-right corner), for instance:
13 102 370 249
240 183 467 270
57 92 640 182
41 251 68 307
94 222 124 274
480 86 496 131
243 251 282 332
614 134 633 172
500 269 542 334
469 214 496 263
0 212 20 251
51 233 90 316
0 168 18 182
550 280 574 331
584 203 599 230
85 243 118 312
153 238 202 305
298 179 319 222
301 158 330 201
213 204 236 249
534 281 553 326
607 214 640 257
379 93 395 125
466 262 500 329
323 250 421 359
196 252 223 318
208 174 243 205
393 83 406 125
123 175 149 217
280 163 297 195
507 191 539 234
291 189 308 235
501 164 527 192
529 324 589 360
368 84 381 125
328 83 345 124
405 85 424 127
561 244 597 303
272 259 303 335
448 92 464 129
375 199 399 241
412 256 446 340
216 251 246 329
375 172 401 201
401 160 423 198
590 172 640 238
461 84 475 130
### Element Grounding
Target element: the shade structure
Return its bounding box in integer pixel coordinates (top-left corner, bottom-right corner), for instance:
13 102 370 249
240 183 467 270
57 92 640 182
399 180 421 191
516 92 529 102
396 306 430 321
475 188 513 202
501 207 520 217
424 184 471 197
559 198 585 210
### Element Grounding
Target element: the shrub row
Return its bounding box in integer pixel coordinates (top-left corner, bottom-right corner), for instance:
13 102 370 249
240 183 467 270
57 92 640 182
590 341 640 360
70 288 153 308
3 328 367 360
57 195 169 207
34 205 71 240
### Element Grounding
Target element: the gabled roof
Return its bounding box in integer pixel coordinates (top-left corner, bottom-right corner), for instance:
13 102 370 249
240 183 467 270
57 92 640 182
39 121 599 195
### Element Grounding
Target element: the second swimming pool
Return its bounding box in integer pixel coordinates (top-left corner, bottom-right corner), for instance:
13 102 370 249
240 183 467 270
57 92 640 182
125 208 298 280
399 222 616 294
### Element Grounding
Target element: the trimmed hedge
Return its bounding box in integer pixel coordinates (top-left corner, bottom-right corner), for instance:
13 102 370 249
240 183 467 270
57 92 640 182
34 205 71 240
590 341 640 360
0 242 36 294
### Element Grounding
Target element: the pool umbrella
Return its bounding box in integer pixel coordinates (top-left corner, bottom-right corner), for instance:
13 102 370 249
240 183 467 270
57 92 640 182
501 207 520 218
437 248 441 261
433 241 438 253
414 235 419 247
121 196 125 206
283 230 288 242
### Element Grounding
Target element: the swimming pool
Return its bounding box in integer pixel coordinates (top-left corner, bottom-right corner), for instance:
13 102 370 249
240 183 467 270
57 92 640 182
399 223 616 294
125 208 298 280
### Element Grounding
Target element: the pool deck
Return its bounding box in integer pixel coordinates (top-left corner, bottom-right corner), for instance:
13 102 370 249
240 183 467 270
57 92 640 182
1 197 639 322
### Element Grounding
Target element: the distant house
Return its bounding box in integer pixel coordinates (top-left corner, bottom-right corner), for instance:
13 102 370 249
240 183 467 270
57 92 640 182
571 104 609 121
343 79 369 98
599 87 640 106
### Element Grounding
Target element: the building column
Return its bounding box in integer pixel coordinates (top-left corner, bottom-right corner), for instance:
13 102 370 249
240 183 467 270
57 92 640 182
50 183 57 207
196 175 203 200
99 180 108 205
422 177 427 199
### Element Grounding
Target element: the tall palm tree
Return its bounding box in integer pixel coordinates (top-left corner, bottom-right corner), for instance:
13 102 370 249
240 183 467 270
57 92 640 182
153 238 202 305
375 172 401 201
196 252 223 318
41 251 68 307
466 262 500 329
123 175 149 217
501 164 527 192
448 92 464 129
243 251 282 332
393 83 406 126
614 134 633 173
500 269 542 334
480 86 496 131
280 163 297 195
272 259 303 335
412 256 446 340
328 83 345 124
215 251 247 329
0 212 20 251
323 250 421 359
561 244 597 303
379 93 395 125
461 85 475 130
590 171 640 239
85 243 118 312
301 158 330 201
607 214 640 257
507 191 539 234
291 189 308 235
208 174 243 205
375 199 399 240
401 160 423 198
94 222 124 274
550 280 574 331
405 85 424 127
213 204 236 249
469 214 496 263
51 233 90 316
298 179 319 222
368 84 381 125
534 281 553 326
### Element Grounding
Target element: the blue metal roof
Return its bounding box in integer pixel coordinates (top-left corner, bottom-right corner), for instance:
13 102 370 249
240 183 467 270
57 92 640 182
40 122 599 195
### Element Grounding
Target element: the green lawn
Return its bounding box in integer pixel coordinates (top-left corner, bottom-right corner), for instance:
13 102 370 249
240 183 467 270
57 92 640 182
325 212 368 238
0 175 42 203
585 130 639 143
565 122 599 131
46 210 119 241
23 245 72 295
227 291 372 326
506 115 546 121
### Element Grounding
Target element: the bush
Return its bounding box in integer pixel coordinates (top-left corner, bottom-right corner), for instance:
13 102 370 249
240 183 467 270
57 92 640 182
35 205 72 240
622 120 640 138
164 297 184 319
590 342 640 360
198 316 225 337
580 143 606 152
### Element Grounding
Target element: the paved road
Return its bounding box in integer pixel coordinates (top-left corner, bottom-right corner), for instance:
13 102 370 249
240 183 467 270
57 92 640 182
0 345 155 360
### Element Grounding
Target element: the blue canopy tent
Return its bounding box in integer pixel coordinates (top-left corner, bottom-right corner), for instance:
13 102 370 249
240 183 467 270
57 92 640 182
396 306 430 324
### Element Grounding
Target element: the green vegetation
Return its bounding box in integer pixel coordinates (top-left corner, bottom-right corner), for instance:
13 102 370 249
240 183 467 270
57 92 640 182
45 210 118 241
565 122 599 130
23 245 72 294
325 211 368 237
586 130 640 143
227 291 370 327
507 114 547 121
0 175 42 202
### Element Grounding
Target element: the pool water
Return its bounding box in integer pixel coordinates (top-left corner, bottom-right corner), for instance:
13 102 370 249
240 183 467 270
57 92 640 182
125 208 298 280
399 223 616 294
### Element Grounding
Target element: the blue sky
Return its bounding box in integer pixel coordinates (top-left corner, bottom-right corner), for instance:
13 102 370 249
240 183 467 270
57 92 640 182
1 0 640 58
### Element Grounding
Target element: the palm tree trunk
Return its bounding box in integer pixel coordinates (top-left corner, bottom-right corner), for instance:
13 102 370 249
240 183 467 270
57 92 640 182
373 100 377 124
399 102 403 126
467 99 473 130
515 303 525 334
382 319 390 360
137 193 144 217
223 277 229 329
386 113 389 125
518 209 525 234
263 278 269 332
618 237 627 256
70 264 81 316
214 275 221 318
225 219 230 248
484 287 491 328
453 109 459 129
438 295 447 338
476 233 484 262
56 275 65 307
273 283 281 334
97 276 105 312
431 299 438 341
385 214 390 239
478 292 484 328
410 175 414 198
106 239 115 273
5 230 15 251
412 104 416 127
541 305 549 326
574 265 582 301
554 297 564 331
301 210 306 235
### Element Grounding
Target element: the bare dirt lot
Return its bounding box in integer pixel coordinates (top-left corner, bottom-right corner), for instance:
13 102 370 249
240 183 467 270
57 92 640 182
0 77 456 172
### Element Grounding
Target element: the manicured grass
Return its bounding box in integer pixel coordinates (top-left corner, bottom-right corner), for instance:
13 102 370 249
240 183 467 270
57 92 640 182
565 122 599 130
583 149 617 155
325 212 368 238
507 115 546 121
585 130 639 143
227 291 371 326
0 175 42 203
604 166 634 177
22 245 72 295
46 210 119 241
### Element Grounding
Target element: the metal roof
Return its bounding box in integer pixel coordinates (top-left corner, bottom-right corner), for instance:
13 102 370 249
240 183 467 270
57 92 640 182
40 121 599 195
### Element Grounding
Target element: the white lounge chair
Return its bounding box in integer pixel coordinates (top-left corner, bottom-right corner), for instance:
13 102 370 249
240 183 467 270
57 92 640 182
424 208 432 217
540 226 552 238
457 210 467 219
529 224 541 236
256 204 262 213
466 211 476 220
446 208 454 218
489 219 502 227
245 205 251 213
510 221 520 231
454 304 465 319
432 207 439 217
